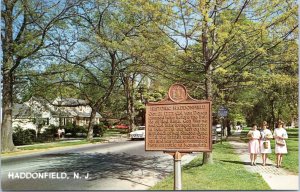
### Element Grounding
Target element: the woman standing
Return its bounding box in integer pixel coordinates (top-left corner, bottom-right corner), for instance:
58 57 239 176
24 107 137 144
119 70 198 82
273 120 288 168
260 121 273 166
247 124 261 166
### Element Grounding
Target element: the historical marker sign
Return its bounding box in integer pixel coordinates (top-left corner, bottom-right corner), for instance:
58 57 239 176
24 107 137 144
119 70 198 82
145 84 212 152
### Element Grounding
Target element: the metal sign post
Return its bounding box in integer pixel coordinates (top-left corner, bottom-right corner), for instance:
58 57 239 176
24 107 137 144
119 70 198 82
174 151 182 190
165 151 189 190
220 117 224 137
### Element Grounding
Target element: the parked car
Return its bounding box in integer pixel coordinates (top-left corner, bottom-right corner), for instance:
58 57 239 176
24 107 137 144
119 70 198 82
215 124 222 132
115 124 129 129
129 126 145 140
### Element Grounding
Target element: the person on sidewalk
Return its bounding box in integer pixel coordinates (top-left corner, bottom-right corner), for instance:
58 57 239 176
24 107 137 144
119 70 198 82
259 121 273 166
57 128 62 139
247 123 261 166
273 120 288 168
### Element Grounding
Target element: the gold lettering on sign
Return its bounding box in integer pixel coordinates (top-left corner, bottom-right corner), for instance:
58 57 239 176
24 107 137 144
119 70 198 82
146 102 211 152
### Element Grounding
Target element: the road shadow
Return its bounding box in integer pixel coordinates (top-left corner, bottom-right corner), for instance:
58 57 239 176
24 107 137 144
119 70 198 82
33 152 173 181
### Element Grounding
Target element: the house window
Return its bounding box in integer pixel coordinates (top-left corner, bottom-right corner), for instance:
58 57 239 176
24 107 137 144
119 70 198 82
62 118 67 126
67 118 73 123
79 118 83 126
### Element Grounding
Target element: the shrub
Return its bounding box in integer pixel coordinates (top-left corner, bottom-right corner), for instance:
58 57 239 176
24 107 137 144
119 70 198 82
102 119 113 129
93 123 107 137
46 124 59 135
13 127 36 146
63 122 76 137
74 126 87 137
36 124 58 142
63 124 87 138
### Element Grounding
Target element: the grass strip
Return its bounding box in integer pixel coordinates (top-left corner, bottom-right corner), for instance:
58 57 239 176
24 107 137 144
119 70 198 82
150 142 271 190
17 138 106 150
267 128 298 173
240 128 298 173
12 128 127 151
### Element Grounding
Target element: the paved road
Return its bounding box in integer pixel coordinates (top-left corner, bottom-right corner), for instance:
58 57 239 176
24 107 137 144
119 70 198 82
1 140 198 191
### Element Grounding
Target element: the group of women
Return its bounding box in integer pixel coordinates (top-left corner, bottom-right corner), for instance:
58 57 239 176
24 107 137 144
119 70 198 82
247 120 288 168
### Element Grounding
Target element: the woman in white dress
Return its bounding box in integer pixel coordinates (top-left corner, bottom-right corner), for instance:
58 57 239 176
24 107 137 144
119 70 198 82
247 124 261 166
259 121 273 166
273 120 288 168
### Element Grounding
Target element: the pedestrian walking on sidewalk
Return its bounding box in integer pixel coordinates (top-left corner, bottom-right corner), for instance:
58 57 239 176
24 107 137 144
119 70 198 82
247 123 261 166
57 128 62 139
259 121 273 166
273 120 288 168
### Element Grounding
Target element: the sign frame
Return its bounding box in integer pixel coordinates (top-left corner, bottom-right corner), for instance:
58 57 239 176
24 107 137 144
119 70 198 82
218 106 228 117
145 83 212 152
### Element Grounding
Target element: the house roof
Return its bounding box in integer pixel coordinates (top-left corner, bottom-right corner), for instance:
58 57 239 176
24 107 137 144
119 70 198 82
52 98 101 118
12 103 32 118
13 97 101 119
61 107 101 118
52 98 89 106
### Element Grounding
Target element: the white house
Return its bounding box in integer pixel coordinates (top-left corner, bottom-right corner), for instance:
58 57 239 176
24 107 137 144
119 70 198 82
12 97 101 133
52 97 101 127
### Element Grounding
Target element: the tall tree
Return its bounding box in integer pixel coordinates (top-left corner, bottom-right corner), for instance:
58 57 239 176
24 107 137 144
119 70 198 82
161 0 297 164
1 0 79 152
31 0 172 141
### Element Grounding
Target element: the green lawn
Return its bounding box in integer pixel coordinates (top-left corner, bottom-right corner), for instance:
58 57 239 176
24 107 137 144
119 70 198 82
17 138 106 150
150 142 271 190
267 128 298 173
12 128 127 151
240 127 251 142
103 128 128 136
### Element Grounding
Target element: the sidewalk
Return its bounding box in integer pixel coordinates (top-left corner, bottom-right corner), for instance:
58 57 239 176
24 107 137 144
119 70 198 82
227 130 299 190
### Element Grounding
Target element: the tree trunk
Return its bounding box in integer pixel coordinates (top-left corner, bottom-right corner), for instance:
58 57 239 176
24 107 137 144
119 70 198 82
128 94 135 133
123 75 135 133
226 119 231 136
203 65 213 166
1 2 16 152
270 99 276 130
277 109 282 124
129 79 136 133
202 24 213 164
1 72 15 152
87 106 97 141
291 115 295 128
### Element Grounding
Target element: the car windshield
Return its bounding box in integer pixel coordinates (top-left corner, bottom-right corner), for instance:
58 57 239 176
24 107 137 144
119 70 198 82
138 126 145 130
